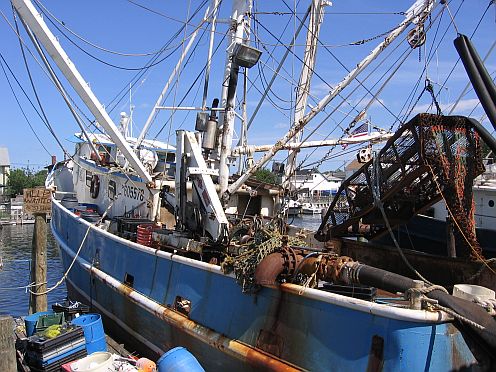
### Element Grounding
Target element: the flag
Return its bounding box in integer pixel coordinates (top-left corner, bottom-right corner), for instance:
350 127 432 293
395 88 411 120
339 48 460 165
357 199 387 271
342 122 369 149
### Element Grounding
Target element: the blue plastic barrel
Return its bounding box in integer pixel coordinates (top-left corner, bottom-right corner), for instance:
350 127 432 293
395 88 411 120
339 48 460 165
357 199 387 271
157 347 205 372
71 313 107 354
24 310 53 337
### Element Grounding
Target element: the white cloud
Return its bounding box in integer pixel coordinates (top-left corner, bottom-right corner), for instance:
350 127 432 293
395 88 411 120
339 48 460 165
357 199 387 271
274 122 288 129
412 98 480 115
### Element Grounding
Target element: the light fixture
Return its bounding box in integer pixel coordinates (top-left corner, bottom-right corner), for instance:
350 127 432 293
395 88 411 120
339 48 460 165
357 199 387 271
232 43 262 69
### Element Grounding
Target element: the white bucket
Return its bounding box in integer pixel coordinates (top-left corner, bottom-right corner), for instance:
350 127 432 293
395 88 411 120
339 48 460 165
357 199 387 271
452 284 495 302
70 352 114 372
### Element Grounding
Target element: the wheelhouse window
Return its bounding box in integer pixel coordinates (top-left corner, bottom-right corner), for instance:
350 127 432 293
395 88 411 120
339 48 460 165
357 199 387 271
86 171 93 187
108 180 116 200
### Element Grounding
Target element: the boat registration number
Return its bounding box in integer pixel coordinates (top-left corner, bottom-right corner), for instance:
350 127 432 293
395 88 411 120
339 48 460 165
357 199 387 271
122 185 145 201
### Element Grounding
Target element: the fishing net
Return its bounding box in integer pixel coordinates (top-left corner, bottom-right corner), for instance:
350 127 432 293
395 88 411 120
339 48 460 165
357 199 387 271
425 115 485 259
317 114 485 260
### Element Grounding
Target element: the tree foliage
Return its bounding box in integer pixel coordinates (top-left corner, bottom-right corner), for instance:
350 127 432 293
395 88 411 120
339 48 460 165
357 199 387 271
253 168 277 185
6 168 47 196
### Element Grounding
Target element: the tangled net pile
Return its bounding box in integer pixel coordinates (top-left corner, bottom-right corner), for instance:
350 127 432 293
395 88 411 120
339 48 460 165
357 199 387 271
222 220 306 293
425 115 485 259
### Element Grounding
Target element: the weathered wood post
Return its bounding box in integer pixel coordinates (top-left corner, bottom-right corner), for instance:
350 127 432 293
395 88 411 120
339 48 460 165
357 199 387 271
0 316 16 372
29 212 48 314
24 187 51 314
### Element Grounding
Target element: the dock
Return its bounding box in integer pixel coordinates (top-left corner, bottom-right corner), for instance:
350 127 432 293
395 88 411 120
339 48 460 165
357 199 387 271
9 316 132 372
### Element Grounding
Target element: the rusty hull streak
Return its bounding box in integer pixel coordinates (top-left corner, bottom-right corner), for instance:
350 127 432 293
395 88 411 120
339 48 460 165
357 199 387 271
90 266 303 371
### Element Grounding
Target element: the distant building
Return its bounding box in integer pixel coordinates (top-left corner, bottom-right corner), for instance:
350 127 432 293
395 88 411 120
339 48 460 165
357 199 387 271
0 147 9 195
294 169 342 197
10 195 24 221
0 148 10 218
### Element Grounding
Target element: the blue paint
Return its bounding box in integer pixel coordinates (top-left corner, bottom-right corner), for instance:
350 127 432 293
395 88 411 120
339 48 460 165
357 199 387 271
157 347 205 372
24 310 54 337
71 314 107 354
52 202 477 371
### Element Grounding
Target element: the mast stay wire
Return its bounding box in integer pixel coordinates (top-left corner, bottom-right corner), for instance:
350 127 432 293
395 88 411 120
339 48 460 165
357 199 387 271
33 0 177 57
3 15 156 192
152 31 228 141
1 46 148 193
276 6 449 185
396 0 493 130
279 0 403 124
429 0 494 110
33 0 206 71
277 18 439 172
103 1 210 114
2 9 102 135
0 57 51 156
165 0 193 147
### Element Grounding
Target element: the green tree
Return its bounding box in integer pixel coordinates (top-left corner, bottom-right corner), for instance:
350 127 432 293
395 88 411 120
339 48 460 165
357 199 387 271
253 168 277 185
6 168 47 196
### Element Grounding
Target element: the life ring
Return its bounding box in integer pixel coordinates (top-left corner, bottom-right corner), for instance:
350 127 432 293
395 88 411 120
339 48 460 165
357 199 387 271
90 174 100 199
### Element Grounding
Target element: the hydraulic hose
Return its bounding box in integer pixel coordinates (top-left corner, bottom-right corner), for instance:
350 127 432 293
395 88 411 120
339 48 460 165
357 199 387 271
349 263 496 368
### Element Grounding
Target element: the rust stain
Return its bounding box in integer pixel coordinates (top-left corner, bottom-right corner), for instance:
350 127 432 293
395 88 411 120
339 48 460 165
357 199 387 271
90 265 305 371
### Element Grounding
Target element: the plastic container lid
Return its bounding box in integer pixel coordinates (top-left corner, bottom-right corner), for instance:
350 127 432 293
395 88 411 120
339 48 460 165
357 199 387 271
70 352 113 372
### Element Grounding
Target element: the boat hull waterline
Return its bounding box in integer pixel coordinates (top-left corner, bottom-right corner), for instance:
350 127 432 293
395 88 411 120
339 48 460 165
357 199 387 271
51 199 477 371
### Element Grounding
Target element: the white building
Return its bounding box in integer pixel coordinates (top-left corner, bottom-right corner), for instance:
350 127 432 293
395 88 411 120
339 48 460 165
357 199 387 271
0 147 9 195
293 169 342 197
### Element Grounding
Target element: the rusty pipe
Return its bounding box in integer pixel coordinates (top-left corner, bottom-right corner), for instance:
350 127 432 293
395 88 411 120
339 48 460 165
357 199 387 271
255 253 287 286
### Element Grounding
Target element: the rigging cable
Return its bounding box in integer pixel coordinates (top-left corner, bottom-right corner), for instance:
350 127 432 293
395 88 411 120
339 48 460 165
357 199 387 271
33 0 169 57
36 4 186 71
102 0 211 114
0 57 51 156
152 30 228 140
280 0 403 123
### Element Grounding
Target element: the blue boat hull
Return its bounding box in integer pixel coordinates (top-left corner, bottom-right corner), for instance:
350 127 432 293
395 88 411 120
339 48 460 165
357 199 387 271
51 200 478 371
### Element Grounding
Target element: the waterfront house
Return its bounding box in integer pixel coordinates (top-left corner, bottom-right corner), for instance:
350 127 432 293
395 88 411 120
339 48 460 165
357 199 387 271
0 148 10 219
294 169 342 198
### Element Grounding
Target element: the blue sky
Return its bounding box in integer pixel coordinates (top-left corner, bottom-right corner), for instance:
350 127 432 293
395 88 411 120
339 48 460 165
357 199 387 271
0 0 494 171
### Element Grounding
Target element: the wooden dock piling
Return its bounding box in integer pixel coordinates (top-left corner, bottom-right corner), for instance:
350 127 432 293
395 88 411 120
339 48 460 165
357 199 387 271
29 213 48 314
24 187 51 314
0 316 16 372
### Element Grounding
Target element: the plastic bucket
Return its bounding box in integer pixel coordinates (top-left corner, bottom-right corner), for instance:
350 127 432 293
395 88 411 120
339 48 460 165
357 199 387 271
24 310 53 337
157 347 204 372
70 352 113 372
71 314 107 354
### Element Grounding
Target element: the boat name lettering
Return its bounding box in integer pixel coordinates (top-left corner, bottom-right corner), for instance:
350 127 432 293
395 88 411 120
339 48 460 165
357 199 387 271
122 185 144 201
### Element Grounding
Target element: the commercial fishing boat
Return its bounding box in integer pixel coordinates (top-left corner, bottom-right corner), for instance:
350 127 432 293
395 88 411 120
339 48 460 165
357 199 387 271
10 0 496 370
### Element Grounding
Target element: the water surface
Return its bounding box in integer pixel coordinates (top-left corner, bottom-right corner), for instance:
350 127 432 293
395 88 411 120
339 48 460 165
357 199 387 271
0 224 67 317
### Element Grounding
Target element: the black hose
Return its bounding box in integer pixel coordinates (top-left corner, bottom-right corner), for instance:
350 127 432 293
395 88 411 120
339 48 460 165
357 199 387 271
463 34 496 104
467 117 496 155
353 264 496 368
454 34 496 131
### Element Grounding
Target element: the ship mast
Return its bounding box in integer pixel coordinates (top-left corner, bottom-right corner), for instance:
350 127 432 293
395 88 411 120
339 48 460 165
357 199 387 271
284 0 328 188
217 0 253 197
12 0 152 183
226 0 435 199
